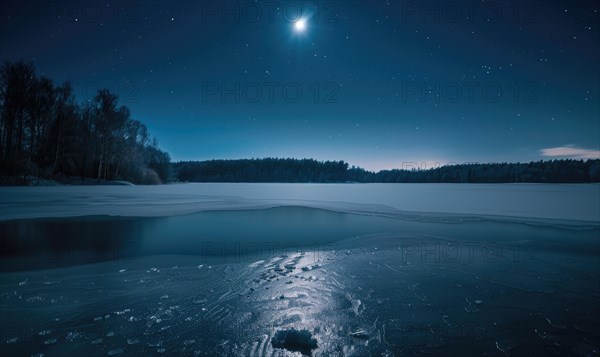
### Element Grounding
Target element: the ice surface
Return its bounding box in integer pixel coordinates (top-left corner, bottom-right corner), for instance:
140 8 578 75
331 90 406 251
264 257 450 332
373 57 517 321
1 227 598 355
1 183 599 223
1 184 599 355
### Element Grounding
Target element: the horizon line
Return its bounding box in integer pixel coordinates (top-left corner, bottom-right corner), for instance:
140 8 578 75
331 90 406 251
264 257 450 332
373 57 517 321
172 157 600 173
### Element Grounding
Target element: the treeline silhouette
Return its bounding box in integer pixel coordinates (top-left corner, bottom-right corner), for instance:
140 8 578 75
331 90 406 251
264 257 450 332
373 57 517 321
175 158 600 183
0 61 171 184
176 158 350 183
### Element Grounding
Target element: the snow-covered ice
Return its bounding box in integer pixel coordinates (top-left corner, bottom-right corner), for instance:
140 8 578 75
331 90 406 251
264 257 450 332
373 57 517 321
1 183 599 222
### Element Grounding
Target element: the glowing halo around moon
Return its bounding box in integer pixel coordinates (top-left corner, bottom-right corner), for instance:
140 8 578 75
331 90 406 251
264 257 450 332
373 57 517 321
294 18 307 32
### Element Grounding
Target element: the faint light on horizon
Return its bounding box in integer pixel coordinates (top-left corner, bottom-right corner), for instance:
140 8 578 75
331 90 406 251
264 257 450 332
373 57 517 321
358 160 448 172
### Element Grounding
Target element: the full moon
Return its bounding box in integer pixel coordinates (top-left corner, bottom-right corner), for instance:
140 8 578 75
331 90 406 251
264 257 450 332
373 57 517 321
294 18 306 32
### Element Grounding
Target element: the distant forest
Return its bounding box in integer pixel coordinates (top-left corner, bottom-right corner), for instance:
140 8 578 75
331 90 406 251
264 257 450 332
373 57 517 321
0 61 171 184
175 158 600 183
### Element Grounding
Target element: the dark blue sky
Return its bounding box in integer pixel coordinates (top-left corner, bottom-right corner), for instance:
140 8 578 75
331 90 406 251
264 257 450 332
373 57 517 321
2 0 598 171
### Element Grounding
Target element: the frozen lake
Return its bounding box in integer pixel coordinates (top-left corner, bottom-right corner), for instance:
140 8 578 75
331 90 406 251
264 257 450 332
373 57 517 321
0 184 599 356
1 183 599 222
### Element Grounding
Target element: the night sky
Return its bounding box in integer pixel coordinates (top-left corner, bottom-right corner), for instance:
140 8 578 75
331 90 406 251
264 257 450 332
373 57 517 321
2 0 599 171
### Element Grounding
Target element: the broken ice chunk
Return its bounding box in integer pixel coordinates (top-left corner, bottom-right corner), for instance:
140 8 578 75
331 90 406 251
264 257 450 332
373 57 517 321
271 329 318 356
348 330 369 339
